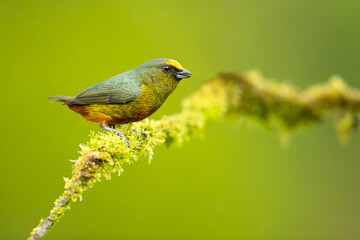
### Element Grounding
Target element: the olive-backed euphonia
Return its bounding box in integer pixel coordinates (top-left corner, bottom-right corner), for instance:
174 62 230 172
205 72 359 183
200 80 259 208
49 58 192 146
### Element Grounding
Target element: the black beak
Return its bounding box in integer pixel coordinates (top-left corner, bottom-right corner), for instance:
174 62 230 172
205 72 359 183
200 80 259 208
175 68 192 80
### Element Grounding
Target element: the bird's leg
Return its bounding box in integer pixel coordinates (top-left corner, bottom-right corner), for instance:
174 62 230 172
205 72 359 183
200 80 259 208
133 129 148 139
100 121 130 147
125 123 147 140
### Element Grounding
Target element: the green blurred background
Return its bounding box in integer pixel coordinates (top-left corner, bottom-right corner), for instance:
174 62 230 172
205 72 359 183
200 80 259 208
1 0 360 239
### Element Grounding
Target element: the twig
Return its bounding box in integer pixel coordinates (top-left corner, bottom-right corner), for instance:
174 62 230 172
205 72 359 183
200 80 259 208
28 71 360 239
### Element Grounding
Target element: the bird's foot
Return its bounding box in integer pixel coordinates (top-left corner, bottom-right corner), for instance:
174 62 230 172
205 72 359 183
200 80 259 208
133 129 148 139
100 122 130 147
113 129 131 147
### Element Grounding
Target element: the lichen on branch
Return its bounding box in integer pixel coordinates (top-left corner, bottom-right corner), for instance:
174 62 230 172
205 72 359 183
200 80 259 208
28 71 360 240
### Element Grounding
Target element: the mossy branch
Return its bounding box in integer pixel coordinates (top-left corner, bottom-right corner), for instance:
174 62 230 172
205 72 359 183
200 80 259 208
28 71 360 239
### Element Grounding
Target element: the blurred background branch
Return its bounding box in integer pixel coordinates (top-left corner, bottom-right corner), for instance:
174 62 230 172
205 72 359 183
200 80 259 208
28 71 360 239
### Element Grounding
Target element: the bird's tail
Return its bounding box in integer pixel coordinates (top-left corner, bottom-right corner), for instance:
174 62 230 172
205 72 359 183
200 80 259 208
48 95 75 104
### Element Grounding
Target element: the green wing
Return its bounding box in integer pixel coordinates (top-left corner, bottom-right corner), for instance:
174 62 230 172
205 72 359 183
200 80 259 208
65 72 143 105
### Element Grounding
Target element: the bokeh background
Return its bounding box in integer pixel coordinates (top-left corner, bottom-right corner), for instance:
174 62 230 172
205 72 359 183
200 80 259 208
1 0 360 239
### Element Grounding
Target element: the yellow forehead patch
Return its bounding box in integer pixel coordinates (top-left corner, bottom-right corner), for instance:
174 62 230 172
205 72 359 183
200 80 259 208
165 59 184 70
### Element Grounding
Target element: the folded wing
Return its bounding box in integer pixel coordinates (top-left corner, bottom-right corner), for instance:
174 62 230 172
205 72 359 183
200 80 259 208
65 76 143 105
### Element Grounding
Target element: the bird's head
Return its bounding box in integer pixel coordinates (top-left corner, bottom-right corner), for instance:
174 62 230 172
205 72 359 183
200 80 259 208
139 58 192 83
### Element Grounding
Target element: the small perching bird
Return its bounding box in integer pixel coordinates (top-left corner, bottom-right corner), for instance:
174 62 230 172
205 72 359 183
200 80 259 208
49 58 192 146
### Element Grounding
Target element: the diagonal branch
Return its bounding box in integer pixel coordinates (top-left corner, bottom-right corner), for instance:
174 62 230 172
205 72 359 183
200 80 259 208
28 71 360 240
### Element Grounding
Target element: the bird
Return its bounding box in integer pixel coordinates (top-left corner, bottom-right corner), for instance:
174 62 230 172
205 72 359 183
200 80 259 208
49 58 192 147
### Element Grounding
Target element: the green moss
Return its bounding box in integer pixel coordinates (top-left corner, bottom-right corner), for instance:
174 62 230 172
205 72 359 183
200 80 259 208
29 71 360 240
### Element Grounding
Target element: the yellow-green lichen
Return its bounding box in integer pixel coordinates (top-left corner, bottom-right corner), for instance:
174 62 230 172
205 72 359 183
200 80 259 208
28 71 360 240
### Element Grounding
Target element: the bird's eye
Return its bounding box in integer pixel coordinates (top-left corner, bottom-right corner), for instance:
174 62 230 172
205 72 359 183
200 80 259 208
162 66 171 73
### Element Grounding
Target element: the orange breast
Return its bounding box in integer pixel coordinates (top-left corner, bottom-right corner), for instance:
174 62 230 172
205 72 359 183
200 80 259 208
68 105 112 124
